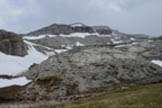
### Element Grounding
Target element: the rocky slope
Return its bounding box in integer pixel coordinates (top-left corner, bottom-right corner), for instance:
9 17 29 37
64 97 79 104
0 30 28 56
22 38 162 101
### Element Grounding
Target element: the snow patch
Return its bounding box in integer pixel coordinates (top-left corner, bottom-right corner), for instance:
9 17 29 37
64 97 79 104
60 33 99 38
71 23 85 27
76 41 84 46
24 40 55 56
0 77 31 88
115 42 138 48
130 38 135 41
23 35 46 40
23 35 58 40
47 35 57 38
151 60 162 67
55 49 68 53
111 39 123 44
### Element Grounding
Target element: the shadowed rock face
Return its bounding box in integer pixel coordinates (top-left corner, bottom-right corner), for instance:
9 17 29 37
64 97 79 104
0 85 24 103
0 30 28 56
27 24 95 36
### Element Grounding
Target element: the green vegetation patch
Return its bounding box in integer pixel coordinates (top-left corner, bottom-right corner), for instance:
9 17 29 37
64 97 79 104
36 75 63 83
35 83 162 108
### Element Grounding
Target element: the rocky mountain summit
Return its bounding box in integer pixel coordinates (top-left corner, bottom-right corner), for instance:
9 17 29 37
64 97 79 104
26 23 93 36
24 23 148 50
0 30 28 56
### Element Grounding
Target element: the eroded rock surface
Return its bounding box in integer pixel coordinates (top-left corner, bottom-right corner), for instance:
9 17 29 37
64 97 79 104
0 30 28 56
23 39 162 101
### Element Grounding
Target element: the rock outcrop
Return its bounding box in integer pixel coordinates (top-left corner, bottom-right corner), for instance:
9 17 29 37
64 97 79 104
0 30 28 56
23 39 162 101
92 26 112 34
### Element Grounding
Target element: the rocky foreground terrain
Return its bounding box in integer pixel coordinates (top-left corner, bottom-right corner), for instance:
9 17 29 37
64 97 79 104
0 23 162 107
23 38 162 101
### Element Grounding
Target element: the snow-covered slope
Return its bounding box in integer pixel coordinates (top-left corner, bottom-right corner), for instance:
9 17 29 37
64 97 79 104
0 38 69 88
0 40 51 76
0 36 71 76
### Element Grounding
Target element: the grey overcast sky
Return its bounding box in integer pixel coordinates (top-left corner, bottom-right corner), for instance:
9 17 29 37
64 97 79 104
0 0 162 36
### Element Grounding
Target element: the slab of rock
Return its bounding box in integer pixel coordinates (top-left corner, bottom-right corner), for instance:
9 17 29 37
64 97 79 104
0 30 28 56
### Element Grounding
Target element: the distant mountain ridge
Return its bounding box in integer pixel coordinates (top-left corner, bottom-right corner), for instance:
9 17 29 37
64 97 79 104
24 23 149 50
26 23 94 36
26 23 112 36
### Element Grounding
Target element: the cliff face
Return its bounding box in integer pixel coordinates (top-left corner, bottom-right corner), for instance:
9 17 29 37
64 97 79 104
0 30 28 56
